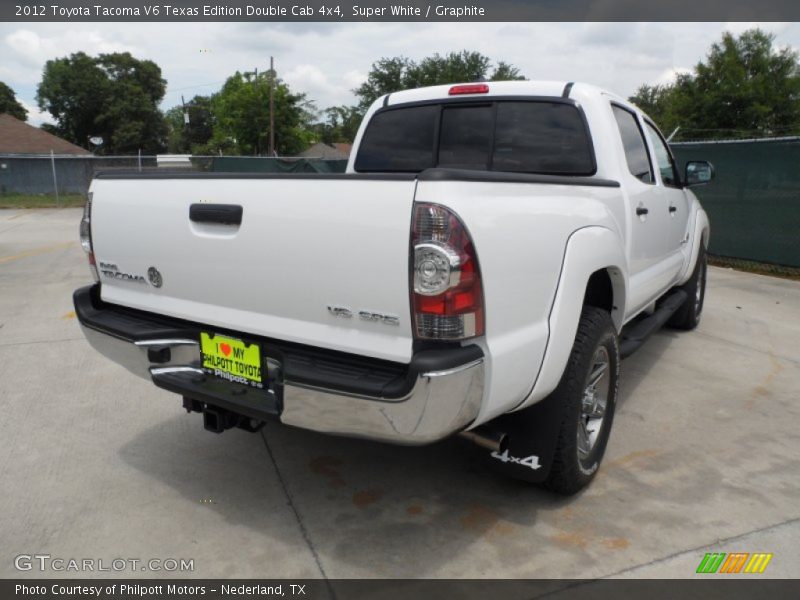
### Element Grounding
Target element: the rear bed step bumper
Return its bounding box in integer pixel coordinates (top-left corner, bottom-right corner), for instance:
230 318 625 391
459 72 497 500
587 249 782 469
74 285 484 445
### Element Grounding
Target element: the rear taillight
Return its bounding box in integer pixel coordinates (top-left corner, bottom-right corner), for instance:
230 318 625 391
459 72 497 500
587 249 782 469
411 203 484 340
79 192 100 282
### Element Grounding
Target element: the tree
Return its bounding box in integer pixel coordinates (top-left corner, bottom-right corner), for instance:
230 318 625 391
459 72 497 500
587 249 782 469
404 51 492 88
36 52 106 148
629 29 800 140
165 106 186 153
354 57 410 111
208 70 315 156
165 95 214 154
491 61 524 81
37 51 168 153
0 81 27 120
354 51 526 110
629 83 674 129
314 105 364 144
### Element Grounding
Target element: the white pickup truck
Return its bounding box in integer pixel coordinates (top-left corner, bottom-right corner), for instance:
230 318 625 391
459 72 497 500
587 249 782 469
75 81 712 494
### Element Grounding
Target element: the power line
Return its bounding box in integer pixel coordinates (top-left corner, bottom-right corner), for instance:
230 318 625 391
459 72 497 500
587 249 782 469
168 81 226 92
167 60 281 94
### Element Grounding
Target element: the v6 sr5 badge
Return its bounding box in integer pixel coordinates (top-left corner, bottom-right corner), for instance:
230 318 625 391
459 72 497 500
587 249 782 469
327 305 399 326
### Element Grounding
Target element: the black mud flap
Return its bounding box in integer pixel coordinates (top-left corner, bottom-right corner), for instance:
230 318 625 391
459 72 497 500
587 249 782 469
483 392 563 483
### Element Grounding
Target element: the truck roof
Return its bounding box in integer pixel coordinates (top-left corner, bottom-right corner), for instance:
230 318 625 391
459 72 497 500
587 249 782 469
383 80 626 107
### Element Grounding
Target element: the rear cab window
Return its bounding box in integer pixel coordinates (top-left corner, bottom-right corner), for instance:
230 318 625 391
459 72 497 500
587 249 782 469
354 99 595 176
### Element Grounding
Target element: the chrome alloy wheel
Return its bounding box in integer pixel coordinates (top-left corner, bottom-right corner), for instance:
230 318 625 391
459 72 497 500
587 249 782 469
578 346 611 459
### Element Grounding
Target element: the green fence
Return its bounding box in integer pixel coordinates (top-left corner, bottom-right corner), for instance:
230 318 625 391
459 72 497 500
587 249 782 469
671 138 800 268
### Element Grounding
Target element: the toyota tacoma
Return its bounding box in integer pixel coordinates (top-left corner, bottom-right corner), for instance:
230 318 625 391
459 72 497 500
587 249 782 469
74 81 712 494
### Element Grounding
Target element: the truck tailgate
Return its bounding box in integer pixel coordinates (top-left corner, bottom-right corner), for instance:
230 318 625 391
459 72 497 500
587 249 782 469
89 176 416 363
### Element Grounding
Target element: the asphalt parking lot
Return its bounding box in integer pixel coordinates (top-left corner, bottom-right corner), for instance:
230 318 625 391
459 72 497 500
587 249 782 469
1 208 798 581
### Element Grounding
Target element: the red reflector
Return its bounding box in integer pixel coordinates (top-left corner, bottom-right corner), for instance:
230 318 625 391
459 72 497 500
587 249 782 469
448 84 489 96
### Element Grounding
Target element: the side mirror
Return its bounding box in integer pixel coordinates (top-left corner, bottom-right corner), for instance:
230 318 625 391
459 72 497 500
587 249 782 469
684 161 714 187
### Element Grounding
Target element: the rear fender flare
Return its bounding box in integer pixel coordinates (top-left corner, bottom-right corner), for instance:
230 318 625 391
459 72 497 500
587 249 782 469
678 208 710 285
513 226 627 412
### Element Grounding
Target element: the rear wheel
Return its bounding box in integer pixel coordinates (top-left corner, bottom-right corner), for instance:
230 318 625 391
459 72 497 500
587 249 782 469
543 306 620 495
668 244 707 330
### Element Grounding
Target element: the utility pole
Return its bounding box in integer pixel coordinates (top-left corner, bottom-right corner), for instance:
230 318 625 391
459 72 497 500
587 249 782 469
181 95 190 154
252 68 259 155
50 149 60 207
181 95 189 126
269 56 275 157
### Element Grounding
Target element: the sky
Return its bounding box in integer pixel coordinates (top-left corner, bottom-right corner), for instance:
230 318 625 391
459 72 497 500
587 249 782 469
1 21 799 126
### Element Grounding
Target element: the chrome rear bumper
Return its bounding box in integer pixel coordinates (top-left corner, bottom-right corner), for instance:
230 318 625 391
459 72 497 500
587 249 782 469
281 358 483 444
80 321 483 446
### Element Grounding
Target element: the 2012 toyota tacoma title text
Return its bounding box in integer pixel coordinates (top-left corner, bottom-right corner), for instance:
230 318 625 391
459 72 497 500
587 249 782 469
75 81 712 494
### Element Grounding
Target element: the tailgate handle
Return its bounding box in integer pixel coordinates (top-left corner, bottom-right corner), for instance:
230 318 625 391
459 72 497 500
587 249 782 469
190 204 243 225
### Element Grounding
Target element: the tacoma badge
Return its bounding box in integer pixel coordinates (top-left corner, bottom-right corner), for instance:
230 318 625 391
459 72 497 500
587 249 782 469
147 267 163 288
97 262 146 284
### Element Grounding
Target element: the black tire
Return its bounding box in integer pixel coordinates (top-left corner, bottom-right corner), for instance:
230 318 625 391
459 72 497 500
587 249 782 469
543 306 620 495
668 245 707 330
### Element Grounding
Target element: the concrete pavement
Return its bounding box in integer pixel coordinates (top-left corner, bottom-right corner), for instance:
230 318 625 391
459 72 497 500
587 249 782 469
1 208 798 580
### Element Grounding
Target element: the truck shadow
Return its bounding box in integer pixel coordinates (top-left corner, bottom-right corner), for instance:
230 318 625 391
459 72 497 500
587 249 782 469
116 330 681 578
118 410 577 577
617 329 677 408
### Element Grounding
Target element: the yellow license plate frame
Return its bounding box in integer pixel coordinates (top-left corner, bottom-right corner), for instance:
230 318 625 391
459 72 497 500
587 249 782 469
200 332 263 388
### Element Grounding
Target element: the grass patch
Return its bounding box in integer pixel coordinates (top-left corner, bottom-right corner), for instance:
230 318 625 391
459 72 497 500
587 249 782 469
709 254 800 282
0 194 86 209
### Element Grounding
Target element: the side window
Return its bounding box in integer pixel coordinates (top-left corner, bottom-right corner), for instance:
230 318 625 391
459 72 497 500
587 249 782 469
644 121 680 187
611 105 653 184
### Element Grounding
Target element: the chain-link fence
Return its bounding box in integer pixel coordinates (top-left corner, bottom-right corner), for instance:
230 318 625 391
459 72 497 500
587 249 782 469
0 155 149 197
671 137 800 271
0 154 349 198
